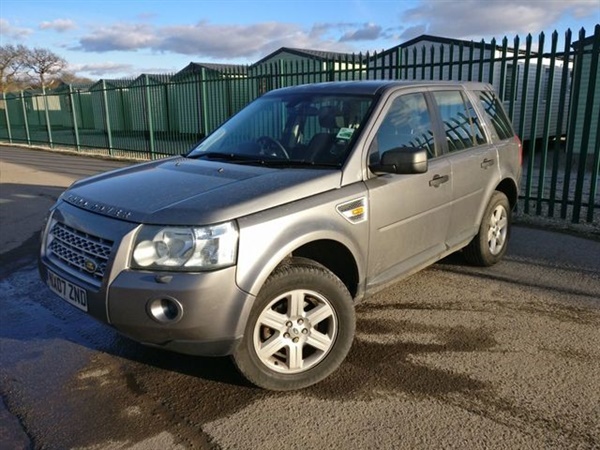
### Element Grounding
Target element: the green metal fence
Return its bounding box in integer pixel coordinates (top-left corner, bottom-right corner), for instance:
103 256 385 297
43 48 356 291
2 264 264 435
0 26 598 224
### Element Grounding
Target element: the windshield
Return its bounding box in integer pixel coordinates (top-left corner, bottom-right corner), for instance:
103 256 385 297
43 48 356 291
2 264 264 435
188 92 375 168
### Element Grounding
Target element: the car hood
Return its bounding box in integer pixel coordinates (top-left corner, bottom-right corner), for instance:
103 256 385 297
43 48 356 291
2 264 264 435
63 156 342 225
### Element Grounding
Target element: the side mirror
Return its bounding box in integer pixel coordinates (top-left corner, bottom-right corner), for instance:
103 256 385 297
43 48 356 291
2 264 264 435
369 147 428 175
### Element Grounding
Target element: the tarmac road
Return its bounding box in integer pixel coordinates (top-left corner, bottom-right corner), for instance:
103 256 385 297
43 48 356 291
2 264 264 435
1 145 599 449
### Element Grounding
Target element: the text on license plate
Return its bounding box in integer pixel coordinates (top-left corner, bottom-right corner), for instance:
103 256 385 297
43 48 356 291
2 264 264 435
47 270 88 312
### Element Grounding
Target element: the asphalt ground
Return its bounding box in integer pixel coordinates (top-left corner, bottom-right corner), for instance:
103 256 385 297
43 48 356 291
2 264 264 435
1 145 599 449
1 146 131 449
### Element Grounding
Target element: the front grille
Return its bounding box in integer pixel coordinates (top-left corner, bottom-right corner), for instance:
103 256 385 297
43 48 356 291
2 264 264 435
47 222 114 284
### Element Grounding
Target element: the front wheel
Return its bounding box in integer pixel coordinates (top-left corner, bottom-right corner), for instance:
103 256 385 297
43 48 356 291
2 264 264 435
232 258 355 391
463 191 511 266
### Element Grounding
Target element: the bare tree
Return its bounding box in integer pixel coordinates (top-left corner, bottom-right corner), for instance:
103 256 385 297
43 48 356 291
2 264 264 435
24 47 67 89
0 44 29 92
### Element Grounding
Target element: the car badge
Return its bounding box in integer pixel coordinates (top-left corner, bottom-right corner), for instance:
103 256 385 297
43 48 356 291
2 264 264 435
84 259 98 274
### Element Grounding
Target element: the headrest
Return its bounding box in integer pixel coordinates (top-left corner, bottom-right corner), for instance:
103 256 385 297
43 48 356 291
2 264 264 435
318 106 344 129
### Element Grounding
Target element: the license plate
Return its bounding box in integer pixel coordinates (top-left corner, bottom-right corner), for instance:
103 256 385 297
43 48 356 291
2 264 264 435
47 270 88 312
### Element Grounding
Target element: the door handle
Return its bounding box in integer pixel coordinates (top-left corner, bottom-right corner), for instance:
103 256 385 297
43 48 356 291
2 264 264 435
481 158 495 169
429 174 449 188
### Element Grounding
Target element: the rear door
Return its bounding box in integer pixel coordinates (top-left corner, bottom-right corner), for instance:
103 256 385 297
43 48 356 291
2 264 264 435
429 89 500 249
365 91 452 289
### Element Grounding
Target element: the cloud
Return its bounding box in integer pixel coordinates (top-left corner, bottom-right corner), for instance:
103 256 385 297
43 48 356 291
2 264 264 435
339 23 383 42
39 19 76 32
68 62 136 77
77 23 159 52
0 19 34 40
158 21 303 58
400 0 600 40
74 20 356 59
395 25 427 42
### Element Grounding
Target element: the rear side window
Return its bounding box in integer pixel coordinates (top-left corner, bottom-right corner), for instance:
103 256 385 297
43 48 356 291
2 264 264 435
477 90 514 140
432 90 486 152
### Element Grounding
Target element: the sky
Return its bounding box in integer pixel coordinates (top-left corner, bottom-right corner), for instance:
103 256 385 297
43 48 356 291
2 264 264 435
1 0 599 80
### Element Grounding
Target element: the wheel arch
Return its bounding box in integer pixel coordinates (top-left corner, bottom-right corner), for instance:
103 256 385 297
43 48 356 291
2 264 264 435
290 239 360 299
495 177 519 210
236 224 365 302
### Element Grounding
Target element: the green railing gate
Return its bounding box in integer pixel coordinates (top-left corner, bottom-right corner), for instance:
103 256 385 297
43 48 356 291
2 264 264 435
0 26 598 224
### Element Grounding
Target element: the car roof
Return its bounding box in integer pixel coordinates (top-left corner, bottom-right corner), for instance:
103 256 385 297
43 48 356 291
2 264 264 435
264 80 492 97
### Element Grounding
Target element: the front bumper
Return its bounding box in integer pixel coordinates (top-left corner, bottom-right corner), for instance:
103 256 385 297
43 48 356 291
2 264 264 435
108 267 253 356
39 202 255 357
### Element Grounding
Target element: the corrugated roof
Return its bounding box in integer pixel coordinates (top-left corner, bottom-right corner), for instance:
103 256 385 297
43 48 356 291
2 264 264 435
172 62 247 80
130 73 173 84
572 34 598 48
372 34 528 60
176 62 246 74
89 79 133 89
51 81 93 92
252 47 357 66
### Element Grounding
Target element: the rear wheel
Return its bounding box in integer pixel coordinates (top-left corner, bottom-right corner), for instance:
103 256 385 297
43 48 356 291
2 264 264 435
232 257 355 391
463 191 511 266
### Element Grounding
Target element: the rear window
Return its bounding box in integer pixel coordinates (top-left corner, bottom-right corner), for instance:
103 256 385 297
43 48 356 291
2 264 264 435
477 90 514 141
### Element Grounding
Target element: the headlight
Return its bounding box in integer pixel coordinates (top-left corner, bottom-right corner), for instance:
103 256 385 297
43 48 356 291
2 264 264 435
131 222 238 271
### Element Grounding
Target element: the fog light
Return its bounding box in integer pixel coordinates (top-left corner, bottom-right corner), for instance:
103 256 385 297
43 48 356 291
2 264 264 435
148 297 182 324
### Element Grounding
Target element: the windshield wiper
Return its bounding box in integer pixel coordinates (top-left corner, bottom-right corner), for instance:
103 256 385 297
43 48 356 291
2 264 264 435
186 152 261 162
187 153 340 169
260 160 341 168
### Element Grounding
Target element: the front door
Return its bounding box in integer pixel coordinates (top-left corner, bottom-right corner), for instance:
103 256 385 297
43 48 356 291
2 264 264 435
365 91 452 290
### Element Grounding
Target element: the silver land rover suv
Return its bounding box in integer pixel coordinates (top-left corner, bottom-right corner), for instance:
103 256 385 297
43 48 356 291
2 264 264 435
40 80 521 390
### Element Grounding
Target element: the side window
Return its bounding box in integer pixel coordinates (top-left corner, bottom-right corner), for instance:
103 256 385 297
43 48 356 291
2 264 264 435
432 91 485 152
370 93 436 162
465 98 487 145
477 90 514 141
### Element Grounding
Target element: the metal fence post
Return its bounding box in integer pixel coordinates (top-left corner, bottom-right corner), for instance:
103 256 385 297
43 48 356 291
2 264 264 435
200 68 209 136
561 28 587 219
488 38 496 85
101 80 114 156
588 106 600 223
439 45 445 80
20 91 31 145
42 85 53 148
537 31 558 216
457 42 464 81
584 26 600 224
144 74 156 158
524 32 545 214
68 84 81 151
498 37 508 100
508 35 520 120
429 45 435 80
468 42 474 80
478 40 485 82
448 44 454 80
2 92 12 143
517 34 532 144
548 29 572 218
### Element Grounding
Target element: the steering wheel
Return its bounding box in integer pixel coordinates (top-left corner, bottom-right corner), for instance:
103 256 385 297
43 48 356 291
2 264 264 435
256 136 290 159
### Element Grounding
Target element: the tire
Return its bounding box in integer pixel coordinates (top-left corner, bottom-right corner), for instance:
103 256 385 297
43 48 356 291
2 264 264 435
232 257 355 391
463 191 511 267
